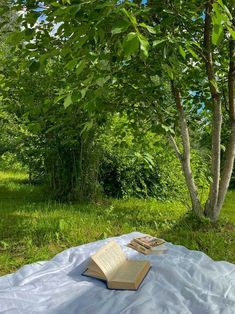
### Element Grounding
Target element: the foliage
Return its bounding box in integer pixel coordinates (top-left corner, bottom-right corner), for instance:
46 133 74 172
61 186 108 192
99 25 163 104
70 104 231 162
99 113 184 199
1 50 103 199
0 33 209 202
99 113 209 201
0 0 234 219
0 171 234 275
0 152 25 171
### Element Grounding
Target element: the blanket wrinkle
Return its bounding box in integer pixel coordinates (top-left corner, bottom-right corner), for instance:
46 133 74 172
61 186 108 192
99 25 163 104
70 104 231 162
0 232 234 314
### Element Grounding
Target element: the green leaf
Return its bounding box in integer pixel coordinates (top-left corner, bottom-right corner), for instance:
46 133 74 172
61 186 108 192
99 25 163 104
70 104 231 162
39 54 48 67
94 28 105 43
55 93 66 104
227 26 235 40
29 61 40 73
25 43 37 50
163 45 167 59
96 76 110 87
139 35 149 58
212 24 224 45
51 2 61 7
210 79 219 91
65 59 77 70
153 39 167 47
162 64 174 80
81 120 93 135
76 60 86 76
64 94 72 108
121 8 137 26
223 5 232 20
83 75 94 87
139 23 156 34
123 32 139 57
81 87 88 99
178 45 186 59
214 1 232 21
111 20 130 35
213 3 225 24
186 45 199 60
7 31 24 45
62 0 71 4
208 176 213 183
98 60 109 71
220 144 226 152
191 41 202 51
150 75 160 86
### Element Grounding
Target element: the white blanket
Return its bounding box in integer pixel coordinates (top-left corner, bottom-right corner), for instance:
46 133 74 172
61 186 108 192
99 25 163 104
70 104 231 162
0 232 235 314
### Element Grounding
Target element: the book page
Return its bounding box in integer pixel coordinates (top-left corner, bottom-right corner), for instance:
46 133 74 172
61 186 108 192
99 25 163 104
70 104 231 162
108 260 150 289
83 269 106 280
87 260 104 274
91 241 127 280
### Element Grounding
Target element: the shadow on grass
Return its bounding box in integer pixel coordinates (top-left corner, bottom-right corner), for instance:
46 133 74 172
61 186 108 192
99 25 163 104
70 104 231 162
159 211 235 262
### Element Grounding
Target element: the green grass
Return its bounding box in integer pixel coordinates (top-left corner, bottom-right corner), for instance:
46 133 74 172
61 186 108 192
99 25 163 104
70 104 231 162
0 170 234 276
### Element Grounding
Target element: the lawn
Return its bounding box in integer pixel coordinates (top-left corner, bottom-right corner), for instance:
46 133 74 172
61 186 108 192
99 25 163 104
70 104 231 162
0 170 234 276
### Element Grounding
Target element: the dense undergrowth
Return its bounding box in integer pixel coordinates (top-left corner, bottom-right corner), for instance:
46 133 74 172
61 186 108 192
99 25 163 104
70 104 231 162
0 171 234 276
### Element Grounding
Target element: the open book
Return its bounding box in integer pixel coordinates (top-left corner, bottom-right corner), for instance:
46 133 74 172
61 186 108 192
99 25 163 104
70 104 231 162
83 241 151 290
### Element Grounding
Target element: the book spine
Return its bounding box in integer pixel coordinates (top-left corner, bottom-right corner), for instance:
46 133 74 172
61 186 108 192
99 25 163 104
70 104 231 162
130 242 149 254
135 238 165 248
134 239 151 249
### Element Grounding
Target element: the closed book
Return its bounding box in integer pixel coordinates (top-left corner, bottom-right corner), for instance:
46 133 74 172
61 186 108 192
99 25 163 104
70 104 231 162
134 235 165 249
128 239 167 255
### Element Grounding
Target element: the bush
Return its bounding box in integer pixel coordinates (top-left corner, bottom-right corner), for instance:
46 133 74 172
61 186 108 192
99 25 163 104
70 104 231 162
98 113 208 201
99 152 162 198
0 152 25 171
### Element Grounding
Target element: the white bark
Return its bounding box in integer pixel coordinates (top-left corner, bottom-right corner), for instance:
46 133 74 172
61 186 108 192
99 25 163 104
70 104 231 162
215 37 235 219
170 82 203 217
167 133 182 161
203 0 223 218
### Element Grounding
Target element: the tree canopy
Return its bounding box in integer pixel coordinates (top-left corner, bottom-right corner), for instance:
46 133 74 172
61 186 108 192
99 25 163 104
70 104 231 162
0 0 234 221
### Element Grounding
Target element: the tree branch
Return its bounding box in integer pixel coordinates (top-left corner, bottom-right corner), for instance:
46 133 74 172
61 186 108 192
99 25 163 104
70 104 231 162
167 133 182 161
170 80 203 217
171 81 190 158
203 0 220 99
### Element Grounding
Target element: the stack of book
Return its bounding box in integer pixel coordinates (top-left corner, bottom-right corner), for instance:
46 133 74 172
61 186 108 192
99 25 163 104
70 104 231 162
127 235 167 255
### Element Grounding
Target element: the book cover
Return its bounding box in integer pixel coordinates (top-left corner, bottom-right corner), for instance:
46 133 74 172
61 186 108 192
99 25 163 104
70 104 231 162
127 236 167 255
134 235 165 249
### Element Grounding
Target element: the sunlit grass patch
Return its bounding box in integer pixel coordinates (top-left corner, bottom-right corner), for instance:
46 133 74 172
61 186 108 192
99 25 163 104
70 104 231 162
0 171 28 182
0 171 234 275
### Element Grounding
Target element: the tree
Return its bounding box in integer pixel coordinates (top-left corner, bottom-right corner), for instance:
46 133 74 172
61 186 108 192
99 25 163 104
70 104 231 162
6 0 235 220
147 0 235 221
132 0 235 221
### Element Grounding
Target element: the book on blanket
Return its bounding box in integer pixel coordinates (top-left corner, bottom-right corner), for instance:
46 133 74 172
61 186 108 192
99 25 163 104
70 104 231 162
127 235 167 255
83 240 151 290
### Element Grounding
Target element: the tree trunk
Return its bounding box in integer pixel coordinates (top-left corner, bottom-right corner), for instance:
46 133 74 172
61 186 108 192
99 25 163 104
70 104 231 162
214 35 235 220
170 82 203 217
203 0 223 219
168 1 234 222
